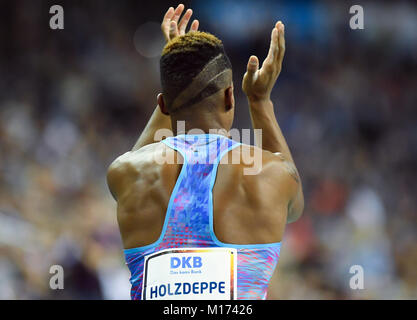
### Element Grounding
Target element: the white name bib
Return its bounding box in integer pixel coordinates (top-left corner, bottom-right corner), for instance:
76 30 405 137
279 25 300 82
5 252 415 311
142 247 237 300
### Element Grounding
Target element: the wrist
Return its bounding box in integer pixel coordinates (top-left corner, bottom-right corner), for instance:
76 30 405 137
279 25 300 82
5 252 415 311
247 96 273 108
247 94 271 103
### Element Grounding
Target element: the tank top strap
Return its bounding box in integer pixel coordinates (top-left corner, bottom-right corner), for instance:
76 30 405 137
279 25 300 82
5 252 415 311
160 134 240 246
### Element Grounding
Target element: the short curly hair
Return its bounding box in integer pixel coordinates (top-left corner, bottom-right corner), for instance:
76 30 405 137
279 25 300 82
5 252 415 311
160 31 232 112
162 31 223 56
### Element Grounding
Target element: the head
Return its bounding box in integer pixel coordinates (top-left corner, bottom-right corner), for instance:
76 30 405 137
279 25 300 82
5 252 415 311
158 31 235 132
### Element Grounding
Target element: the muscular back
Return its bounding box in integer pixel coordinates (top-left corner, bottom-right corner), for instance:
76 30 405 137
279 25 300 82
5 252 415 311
107 141 301 250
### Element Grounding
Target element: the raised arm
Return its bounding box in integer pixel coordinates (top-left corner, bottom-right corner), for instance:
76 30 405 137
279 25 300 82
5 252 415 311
132 4 199 151
242 21 304 223
242 22 291 158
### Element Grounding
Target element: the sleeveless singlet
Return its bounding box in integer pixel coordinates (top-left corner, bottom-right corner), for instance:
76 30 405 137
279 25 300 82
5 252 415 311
124 134 281 300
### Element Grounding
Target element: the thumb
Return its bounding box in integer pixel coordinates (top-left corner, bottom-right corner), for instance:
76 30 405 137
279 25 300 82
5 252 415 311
247 55 259 78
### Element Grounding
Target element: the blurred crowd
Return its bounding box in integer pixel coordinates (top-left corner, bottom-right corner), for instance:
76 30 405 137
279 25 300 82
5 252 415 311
0 0 416 299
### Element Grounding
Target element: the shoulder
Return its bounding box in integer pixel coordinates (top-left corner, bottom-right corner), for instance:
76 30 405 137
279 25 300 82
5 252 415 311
261 149 300 196
107 142 171 199
228 144 300 196
229 144 293 175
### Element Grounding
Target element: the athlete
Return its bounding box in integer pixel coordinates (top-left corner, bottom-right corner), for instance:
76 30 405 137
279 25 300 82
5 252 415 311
107 4 304 300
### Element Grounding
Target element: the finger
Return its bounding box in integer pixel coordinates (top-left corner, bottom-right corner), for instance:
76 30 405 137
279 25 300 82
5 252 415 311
169 21 179 40
277 22 286 64
162 6 175 24
161 7 175 39
271 26 279 60
178 9 193 35
275 20 281 29
262 28 278 70
172 4 185 24
246 55 259 79
190 19 199 32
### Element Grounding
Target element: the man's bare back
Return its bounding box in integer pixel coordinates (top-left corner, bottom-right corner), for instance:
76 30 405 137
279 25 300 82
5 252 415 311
108 141 300 250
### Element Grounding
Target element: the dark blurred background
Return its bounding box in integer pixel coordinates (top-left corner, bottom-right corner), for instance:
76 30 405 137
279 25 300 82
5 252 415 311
0 0 416 299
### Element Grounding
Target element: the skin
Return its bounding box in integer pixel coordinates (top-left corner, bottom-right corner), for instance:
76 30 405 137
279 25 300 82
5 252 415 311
108 3 304 277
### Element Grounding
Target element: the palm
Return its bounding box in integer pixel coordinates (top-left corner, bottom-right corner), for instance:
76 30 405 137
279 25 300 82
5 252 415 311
243 68 276 99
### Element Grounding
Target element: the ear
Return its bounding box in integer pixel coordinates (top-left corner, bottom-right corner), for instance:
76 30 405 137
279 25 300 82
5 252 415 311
225 85 235 111
158 93 170 115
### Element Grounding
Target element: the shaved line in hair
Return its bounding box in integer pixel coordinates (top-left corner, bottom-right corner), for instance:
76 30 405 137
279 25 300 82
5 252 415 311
173 69 232 111
170 54 232 111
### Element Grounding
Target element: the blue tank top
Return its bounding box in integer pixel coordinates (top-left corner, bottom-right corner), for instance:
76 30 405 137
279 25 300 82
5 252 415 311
124 134 281 300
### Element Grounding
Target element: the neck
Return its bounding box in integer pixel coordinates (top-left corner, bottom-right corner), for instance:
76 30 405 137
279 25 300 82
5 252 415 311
170 109 228 136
